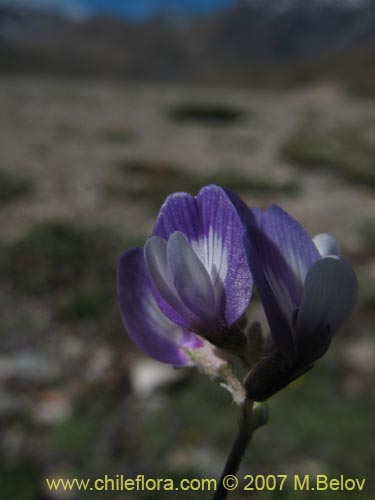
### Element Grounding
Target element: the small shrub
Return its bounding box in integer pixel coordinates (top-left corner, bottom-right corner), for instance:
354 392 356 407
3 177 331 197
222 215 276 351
0 220 121 295
358 219 375 253
57 287 111 321
105 158 298 209
0 169 33 203
106 158 201 208
169 101 244 125
280 116 375 187
358 277 375 313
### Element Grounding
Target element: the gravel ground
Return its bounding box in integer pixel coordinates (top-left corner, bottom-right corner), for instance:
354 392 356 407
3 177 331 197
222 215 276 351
0 77 374 248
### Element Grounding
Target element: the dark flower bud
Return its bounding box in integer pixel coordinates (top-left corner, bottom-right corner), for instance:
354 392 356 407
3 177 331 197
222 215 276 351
244 352 313 402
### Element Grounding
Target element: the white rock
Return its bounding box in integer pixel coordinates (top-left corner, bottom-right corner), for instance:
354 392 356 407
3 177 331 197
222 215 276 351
130 358 187 399
0 353 59 382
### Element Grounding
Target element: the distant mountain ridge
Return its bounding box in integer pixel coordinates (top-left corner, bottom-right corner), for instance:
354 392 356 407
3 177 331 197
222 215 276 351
0 0 370 28
0 0 373 95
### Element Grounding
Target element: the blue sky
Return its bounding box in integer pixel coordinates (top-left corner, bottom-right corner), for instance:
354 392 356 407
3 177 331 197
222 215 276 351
1 0 237 20
1 0 366 20
82 0 236 18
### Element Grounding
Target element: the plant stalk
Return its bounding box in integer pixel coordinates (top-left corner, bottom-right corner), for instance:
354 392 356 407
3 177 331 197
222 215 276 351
212 402 254 500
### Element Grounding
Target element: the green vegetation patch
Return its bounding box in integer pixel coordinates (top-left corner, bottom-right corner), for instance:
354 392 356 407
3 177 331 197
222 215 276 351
169 100 245 125
0 221 119 293
0 463 40 500
0 220 135 323
0 168 33 203
358 219 375 253
105 158 297 209
358 278 375 314
280 116 375 187
133 350 374 500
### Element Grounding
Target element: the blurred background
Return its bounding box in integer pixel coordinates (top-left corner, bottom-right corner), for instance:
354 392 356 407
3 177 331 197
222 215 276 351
0 1 374 499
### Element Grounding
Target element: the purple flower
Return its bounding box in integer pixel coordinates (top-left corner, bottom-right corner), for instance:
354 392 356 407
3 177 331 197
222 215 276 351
117 185 253 367
242 205 358 401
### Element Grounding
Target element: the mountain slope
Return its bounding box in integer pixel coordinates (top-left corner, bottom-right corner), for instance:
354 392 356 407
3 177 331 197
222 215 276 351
0 1 373 94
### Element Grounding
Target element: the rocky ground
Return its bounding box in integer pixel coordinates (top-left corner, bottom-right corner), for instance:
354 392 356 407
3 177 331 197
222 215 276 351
0 77 374 500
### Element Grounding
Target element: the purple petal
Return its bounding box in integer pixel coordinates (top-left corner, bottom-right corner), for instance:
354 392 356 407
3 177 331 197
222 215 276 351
246 224 296 365
246 205 321 364
167 232 218 322
118 248 202 366
144 236 197 328
259 205 321 300
154 185 253 326
223 192 295 363
295 257 358 363
153 191 201 241
223 188 260 228
313 233 341 258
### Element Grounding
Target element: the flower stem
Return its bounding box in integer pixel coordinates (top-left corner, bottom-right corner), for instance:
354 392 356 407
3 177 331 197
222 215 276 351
213 401 268 500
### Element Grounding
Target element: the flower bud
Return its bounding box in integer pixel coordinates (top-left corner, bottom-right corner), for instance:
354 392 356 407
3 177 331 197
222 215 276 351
244 353 312 402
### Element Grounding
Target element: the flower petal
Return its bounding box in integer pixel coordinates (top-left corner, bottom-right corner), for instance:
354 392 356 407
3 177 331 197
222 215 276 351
153 191 201 242
144 236 200 329
225 192 296 363
295 256 358 363
259 205 321 299
167 231 218 322
118 248 202 366
246 223 296 365
224 188 262 228
154 185 253 326
197 186 253 325
313 233 341 257
236 203 320 365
